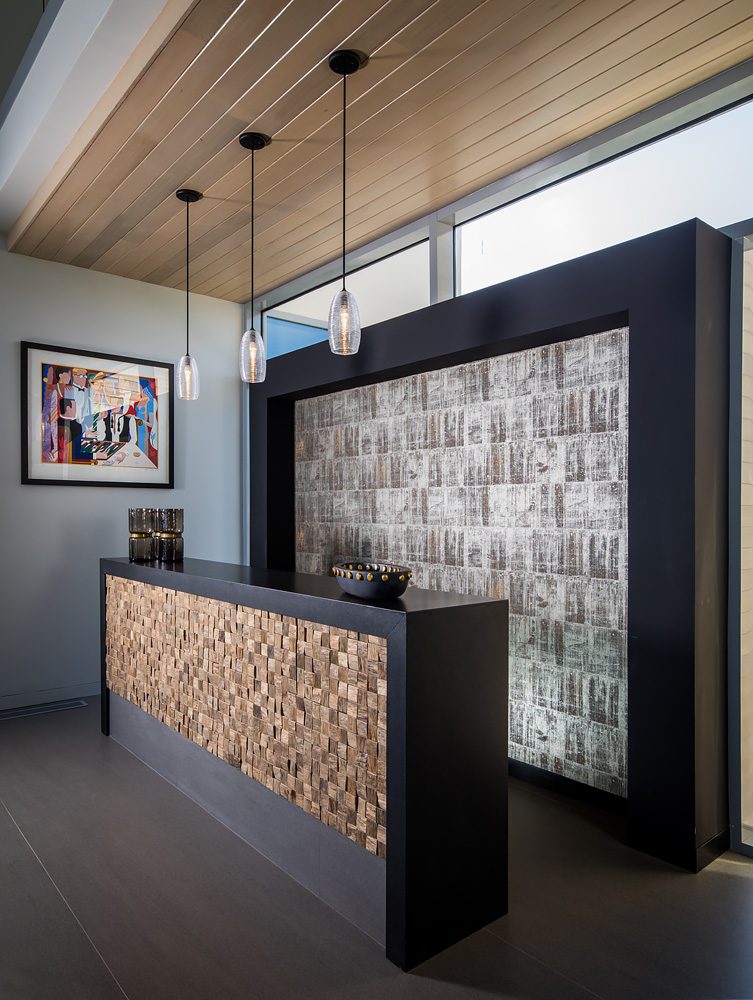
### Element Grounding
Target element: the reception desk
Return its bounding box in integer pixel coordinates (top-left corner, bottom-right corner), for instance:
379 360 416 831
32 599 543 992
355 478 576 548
100 557 508 969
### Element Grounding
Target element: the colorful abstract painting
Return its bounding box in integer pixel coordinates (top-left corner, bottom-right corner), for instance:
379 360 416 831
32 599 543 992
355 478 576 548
23 343 173 487
41 362 159 469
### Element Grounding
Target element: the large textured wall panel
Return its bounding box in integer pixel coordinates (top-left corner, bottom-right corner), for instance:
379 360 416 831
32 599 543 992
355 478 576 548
294 327 628 795
105 576 388 855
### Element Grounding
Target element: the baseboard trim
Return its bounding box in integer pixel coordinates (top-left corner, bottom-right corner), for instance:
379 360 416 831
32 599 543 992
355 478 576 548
0 698 87 721
0 682 101 713
509 759 627 813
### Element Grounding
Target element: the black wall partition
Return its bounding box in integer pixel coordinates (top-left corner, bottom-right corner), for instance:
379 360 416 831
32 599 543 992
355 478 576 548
249 219 731 873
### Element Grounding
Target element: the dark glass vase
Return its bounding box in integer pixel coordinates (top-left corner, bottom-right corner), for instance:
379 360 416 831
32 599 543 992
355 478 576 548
128 508 157 562
156 508 184 563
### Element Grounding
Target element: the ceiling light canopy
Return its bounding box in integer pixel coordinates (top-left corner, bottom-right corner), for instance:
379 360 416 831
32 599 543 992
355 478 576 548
175 188 202 401
328 49 366 357
238 131 271 384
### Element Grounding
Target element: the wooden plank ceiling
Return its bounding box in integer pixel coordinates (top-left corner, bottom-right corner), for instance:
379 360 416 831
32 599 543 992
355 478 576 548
9 0 753 302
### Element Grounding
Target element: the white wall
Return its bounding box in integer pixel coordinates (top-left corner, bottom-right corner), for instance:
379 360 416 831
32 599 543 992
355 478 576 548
0 247 243 710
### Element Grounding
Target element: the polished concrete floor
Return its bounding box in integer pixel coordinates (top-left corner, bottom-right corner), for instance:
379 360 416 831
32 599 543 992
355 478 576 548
1 699 752 1000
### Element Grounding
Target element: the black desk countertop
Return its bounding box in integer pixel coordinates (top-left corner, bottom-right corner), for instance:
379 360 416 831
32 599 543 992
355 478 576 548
101 557 504 636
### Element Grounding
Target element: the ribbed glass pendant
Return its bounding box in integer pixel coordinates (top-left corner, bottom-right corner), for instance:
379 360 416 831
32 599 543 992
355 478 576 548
176 354 200 400
237 132 271 384
327 50 365 358
328 287 361 356
175 188 202 401
240 326 266 383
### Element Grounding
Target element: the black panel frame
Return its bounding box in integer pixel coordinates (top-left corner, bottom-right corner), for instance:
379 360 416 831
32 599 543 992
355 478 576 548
249 219 731 874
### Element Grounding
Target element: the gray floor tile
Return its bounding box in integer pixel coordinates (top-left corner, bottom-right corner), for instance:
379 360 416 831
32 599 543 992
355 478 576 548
0 802 124 1000
414 929 601 999
2 699 753 1000
492 782 753 1000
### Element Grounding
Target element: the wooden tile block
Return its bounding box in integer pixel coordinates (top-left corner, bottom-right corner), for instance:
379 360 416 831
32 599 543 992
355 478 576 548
105 576 387 857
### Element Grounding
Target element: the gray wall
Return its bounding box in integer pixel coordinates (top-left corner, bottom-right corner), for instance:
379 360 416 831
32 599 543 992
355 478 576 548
0 247 243 709
295 328 628 795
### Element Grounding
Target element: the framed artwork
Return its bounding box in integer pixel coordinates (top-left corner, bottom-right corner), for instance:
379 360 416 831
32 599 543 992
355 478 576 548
21 341 174 488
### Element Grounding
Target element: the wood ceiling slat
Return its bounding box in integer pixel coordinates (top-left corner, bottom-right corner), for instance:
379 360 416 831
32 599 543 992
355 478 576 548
39 0 331 263
148 0 642 292
117 0 535 287
10 0 245 256
13 0 664 274
9 0 753 300
6 0 199 253
31 0 289 260
53 0 434 270
251 0 748 266
82 0 479 278
244 22 753 297
164 0 708 293
218 36 753 302
91 0 505 280
206 3 753 299
240 32 753 298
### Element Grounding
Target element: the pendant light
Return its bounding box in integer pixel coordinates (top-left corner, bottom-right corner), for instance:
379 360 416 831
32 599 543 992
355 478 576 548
175 188 202 400
238 131 271 383
327 49 365 356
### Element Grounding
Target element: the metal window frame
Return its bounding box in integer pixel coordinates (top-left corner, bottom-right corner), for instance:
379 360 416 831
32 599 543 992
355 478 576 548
266 310 327 331
260 235 431 333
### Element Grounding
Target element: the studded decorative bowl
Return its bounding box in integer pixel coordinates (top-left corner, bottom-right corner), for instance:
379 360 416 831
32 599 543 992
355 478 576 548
332 559 413 600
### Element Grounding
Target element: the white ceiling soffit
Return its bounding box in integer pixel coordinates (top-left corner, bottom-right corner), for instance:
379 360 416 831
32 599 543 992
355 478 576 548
0 0 195 236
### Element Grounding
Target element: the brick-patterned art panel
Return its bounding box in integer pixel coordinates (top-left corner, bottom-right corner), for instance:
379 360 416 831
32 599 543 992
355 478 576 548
295 328 628 796
105 576 387 856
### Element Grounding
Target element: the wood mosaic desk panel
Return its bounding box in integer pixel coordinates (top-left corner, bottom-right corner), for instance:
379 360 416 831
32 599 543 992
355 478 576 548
105 575 387 856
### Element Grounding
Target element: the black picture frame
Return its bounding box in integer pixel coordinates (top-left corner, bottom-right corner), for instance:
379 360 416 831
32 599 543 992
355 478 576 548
21 340 175 489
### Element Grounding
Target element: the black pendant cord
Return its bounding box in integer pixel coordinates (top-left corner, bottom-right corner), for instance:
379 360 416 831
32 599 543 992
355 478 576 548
185 199 190 357
251 147 255 321
237 132 269 329
342 71 346 291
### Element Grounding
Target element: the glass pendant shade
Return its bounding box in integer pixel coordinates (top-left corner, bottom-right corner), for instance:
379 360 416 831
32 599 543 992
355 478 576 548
175 188 202 401
328 287 361 355
240 326 266 383
237 132 271 383
176 354 200 400
327 52 365 357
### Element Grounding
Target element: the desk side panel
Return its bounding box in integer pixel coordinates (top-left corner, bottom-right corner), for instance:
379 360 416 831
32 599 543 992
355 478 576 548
388 601 508 969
